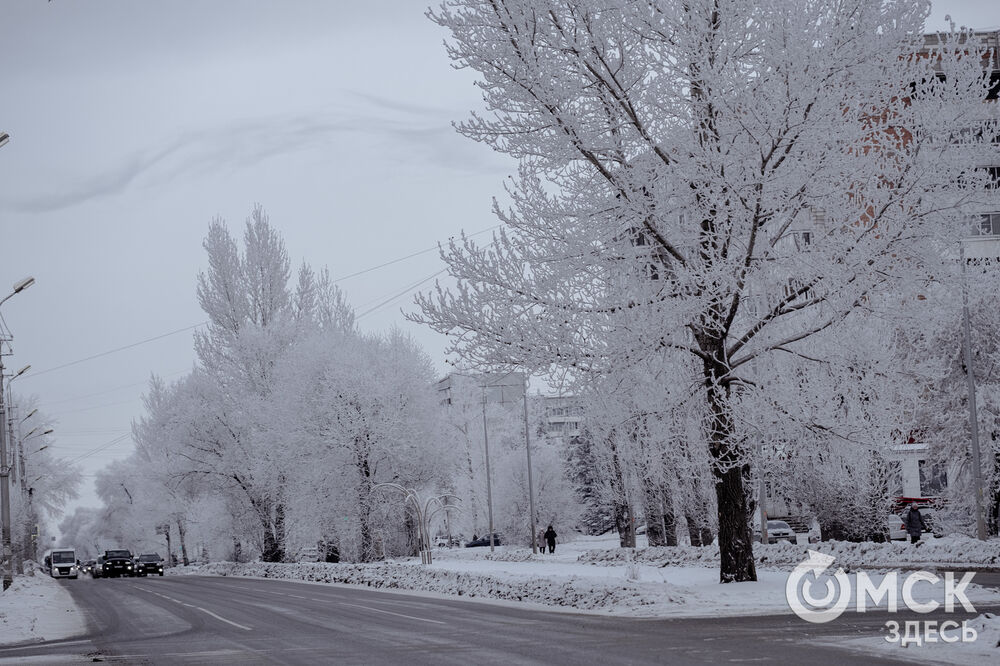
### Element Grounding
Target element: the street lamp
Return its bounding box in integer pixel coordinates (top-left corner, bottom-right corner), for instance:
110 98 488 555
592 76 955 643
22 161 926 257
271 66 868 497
19 429 51 564
5 366 30 487
0 276 35 589
959 241 987 540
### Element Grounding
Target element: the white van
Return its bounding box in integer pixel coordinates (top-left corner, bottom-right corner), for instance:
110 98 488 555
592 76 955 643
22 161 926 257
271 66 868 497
45 548 79 579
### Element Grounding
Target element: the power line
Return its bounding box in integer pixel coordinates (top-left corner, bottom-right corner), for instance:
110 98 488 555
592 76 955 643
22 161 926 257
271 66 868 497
331 224 498 283
62 433 131 466
355 268 448 320
45 398 140 419
18 226 499 381
35 368 190 408
24 323 207 379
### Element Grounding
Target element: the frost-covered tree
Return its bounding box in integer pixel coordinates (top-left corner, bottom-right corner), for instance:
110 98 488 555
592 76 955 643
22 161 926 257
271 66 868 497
276 327 443 562
416 0 997 581
903 271 1000 536
9 398 80 562
191 206 296 561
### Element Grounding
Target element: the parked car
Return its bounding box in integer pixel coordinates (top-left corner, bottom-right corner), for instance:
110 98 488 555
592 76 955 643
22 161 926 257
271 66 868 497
434 535 462 548
755 520 796 544
465 534 502 548
134 553 165 577
887 515 908 541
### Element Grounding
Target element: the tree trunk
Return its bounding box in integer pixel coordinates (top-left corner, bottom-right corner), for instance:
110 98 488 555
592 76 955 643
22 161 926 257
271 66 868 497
686 513 703 546
261 526 282 562
714 464 756 581
703 355 757 583
404 511 420 557
605 433 635 548
274 501 287 561
662 496 678 547
645 490 666 547
176 518 190 566
644 483 676 547
615 501 635 548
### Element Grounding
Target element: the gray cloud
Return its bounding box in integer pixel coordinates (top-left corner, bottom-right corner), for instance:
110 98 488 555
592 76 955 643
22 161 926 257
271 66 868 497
5 107 508 213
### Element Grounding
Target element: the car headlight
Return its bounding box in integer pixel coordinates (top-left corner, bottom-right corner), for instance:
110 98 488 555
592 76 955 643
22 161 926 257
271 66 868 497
126 564 132 569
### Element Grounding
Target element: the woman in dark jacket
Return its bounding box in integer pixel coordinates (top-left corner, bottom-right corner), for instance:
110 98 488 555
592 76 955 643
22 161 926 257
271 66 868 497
904 504 928 544
544 525 557 553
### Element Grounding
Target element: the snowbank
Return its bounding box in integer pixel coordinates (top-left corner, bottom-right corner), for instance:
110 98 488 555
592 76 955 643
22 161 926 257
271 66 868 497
176 533 1000 618
577 534 1000 571
841 612 1000 665
192 559 687 614
0 564 86 646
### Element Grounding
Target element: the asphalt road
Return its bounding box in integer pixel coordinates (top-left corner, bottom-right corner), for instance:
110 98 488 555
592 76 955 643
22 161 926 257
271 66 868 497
0 574 991 665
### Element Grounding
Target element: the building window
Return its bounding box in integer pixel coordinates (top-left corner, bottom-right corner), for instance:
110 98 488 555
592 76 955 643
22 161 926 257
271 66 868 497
984 166 1000 189
978 212 1000 236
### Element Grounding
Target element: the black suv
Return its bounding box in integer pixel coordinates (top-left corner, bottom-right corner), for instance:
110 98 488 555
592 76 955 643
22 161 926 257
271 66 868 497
101 549 135 578
134 553 165 577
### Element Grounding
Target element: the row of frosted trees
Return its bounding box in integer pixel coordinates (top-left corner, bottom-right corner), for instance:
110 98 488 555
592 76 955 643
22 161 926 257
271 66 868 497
67 210 584 563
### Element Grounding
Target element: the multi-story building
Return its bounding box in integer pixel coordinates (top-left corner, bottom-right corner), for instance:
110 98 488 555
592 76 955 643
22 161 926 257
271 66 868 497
541 395 583 442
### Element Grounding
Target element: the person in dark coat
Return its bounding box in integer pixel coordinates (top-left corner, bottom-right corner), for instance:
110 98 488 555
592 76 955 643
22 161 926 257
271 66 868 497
904 503 929 544
544 525 557 554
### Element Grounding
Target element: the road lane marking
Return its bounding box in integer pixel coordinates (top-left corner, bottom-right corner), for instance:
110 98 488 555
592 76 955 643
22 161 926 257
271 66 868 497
196 607 253 631
338 602 446 624
136 585 252 631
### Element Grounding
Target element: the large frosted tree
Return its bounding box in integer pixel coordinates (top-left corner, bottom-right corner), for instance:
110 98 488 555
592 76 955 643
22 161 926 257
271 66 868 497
416 0 998 581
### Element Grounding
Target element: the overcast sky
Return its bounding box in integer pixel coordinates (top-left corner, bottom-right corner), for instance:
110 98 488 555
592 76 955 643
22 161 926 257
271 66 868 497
0 1 995 523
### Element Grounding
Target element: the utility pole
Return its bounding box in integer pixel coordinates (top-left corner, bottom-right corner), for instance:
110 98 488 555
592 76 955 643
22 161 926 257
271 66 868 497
522 376 538 554
960 242 988 540
481 384 495 553
4 374 23 575
0 355 12 590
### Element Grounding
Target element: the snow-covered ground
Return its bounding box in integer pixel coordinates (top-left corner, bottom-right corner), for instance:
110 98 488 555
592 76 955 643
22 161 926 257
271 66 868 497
181 533 1000 618
838 612 1000 664
0 562 86 646
5 533 1000 660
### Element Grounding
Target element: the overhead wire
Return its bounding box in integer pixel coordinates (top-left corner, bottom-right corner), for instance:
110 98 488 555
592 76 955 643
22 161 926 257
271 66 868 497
24 322 207 379
19 224 501 382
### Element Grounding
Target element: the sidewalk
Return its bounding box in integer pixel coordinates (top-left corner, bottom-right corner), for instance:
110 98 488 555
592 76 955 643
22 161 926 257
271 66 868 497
0 563 86 646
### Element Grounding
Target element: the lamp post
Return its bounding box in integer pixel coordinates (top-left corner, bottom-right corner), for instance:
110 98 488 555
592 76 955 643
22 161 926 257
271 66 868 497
14 409 38 485
6 365 30 487
19 431 51 492
959 241 988 540
0 275 36 589
19 431 50 564
522 375 538 555
4 365 30 575
480 383 496 553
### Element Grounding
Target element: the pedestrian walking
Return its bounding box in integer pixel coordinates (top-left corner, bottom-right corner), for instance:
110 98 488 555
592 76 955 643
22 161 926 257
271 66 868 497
544 525 557 554
904 503 928 544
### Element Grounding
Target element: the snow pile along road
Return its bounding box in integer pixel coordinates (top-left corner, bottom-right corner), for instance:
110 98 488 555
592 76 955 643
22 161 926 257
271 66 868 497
0 564 86 646
577 535 1000 571
842 612 1000 664
194 559 686 614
